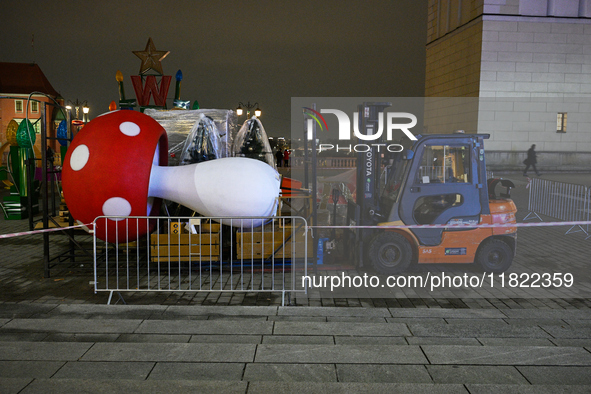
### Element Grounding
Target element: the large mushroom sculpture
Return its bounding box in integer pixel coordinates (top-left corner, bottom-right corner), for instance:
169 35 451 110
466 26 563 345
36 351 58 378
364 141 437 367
62 110 281 243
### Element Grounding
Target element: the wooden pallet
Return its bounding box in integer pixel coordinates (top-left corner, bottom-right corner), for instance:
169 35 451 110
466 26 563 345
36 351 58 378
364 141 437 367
150 223 221 262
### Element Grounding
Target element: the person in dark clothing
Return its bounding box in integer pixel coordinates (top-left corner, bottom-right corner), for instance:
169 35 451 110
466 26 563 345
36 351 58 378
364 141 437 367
275 149 283 167
523 144 540 176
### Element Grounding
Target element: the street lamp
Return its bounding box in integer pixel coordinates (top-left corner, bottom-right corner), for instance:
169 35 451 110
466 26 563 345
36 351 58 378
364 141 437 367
66 99 89 123
236 101 261 118
82 105 90 123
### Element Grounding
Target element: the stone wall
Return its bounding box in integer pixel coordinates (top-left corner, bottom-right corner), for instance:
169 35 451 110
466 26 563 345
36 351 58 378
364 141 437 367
486 150 591 171
479 17 591 154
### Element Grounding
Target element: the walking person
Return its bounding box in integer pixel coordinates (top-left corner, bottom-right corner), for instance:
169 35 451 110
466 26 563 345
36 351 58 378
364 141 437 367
275 148 283 167
523 144 540 176
283 149 290 167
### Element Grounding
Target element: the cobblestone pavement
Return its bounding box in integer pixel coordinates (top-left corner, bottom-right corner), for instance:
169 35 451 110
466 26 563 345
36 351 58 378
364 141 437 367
1 171 590 308
1 172 591 392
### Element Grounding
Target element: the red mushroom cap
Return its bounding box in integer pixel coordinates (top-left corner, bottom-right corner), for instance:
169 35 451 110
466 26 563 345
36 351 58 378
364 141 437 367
62 110 168 243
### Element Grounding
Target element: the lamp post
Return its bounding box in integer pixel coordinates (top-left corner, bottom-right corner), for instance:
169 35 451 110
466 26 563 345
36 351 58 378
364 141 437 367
66 99 89 123
236 101 261 118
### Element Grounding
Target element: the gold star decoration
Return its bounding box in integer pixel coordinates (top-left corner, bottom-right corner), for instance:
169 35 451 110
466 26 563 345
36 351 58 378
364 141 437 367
133 37 170 75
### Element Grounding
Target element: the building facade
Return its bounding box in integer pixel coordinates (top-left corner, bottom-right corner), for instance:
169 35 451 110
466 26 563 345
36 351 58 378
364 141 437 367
0 62 63 165
425 0 591 170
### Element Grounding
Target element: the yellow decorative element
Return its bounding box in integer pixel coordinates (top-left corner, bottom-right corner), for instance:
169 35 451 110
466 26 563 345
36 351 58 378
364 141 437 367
6 120 18 146
34 145 43 167
0 142 10 165
116 70 123 82
132 37 170 75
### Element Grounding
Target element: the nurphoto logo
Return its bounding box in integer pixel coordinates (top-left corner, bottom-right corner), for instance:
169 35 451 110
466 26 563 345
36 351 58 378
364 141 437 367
303 106 418 153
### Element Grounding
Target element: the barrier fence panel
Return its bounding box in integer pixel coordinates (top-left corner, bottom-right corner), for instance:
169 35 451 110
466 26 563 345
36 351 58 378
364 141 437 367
524 178 589 236
93 216 309 305
587 188 591 240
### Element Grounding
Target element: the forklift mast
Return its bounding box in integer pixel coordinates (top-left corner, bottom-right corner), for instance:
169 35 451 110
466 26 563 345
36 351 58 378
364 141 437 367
350 102 392 267
355 102 392 225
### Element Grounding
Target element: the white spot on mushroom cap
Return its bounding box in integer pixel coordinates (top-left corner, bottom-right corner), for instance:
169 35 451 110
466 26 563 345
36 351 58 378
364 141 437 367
102 197 132 221
119 121 141 136
70 144 90 171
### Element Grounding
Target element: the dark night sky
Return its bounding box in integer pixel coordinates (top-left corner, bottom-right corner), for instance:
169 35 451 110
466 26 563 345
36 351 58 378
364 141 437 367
1 0 427 137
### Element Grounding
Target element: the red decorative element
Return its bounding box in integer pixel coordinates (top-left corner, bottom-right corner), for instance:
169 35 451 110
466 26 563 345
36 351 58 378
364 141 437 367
131 75 172 107
72 120 85 126
280 177 303 197
62 110 168 243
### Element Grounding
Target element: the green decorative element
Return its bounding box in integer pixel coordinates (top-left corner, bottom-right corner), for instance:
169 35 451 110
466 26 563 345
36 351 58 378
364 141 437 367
60 145 68 166
3 145 39 219
192 101 200 110
16 120 36 148
53 107 66 122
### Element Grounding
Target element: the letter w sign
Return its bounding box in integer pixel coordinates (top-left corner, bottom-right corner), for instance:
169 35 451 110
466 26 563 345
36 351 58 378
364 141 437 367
131 75 172 107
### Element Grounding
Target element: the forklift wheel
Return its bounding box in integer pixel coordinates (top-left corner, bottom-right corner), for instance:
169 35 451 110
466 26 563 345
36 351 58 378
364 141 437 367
367 232 413 275
476 239 513 273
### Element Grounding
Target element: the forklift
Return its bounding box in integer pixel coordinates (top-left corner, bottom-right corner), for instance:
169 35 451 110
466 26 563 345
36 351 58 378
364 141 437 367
346 102 517 275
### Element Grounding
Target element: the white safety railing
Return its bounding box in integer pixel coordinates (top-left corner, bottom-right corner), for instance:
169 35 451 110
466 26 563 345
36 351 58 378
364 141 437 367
524 178 590 236
93 216 309 305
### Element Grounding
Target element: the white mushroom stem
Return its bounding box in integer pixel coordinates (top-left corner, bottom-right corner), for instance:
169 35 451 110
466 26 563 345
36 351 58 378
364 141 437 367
148 157 281 227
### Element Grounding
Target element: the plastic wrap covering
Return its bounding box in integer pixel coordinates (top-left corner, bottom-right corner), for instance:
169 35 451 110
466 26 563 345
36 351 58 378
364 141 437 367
232 116 276 169
144 108 237 166
179 114 222 164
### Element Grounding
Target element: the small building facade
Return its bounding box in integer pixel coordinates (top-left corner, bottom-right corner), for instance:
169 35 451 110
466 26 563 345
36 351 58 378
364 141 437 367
0 62 63 165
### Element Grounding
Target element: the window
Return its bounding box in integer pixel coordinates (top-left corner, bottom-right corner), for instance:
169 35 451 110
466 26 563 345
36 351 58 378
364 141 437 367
557 112 567 133
416 145 470 184
15 100 23 113
380 155 409 213
413 194 464 225
31 101 39 113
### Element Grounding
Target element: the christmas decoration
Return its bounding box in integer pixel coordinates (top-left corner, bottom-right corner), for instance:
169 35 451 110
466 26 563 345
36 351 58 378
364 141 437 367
57 120 68 146
5 119 18 146
131 75 171 108
132 37 169 75
233 116 275 169
62 111 280 243
115 70 137 109
16 119 36 148
173 69 190 109
179 114 221 165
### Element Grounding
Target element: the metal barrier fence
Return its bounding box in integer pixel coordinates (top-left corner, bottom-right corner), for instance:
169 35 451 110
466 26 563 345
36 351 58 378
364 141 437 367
524 177 590 236
292 157 357 168
93 216 309 305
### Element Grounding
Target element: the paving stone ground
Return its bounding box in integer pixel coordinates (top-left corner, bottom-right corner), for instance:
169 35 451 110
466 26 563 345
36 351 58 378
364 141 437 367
1 172 590 392
0 304 591 392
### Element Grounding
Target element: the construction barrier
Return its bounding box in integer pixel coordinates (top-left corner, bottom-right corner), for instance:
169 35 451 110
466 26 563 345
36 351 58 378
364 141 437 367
92 216 309 305
524 177 590 236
